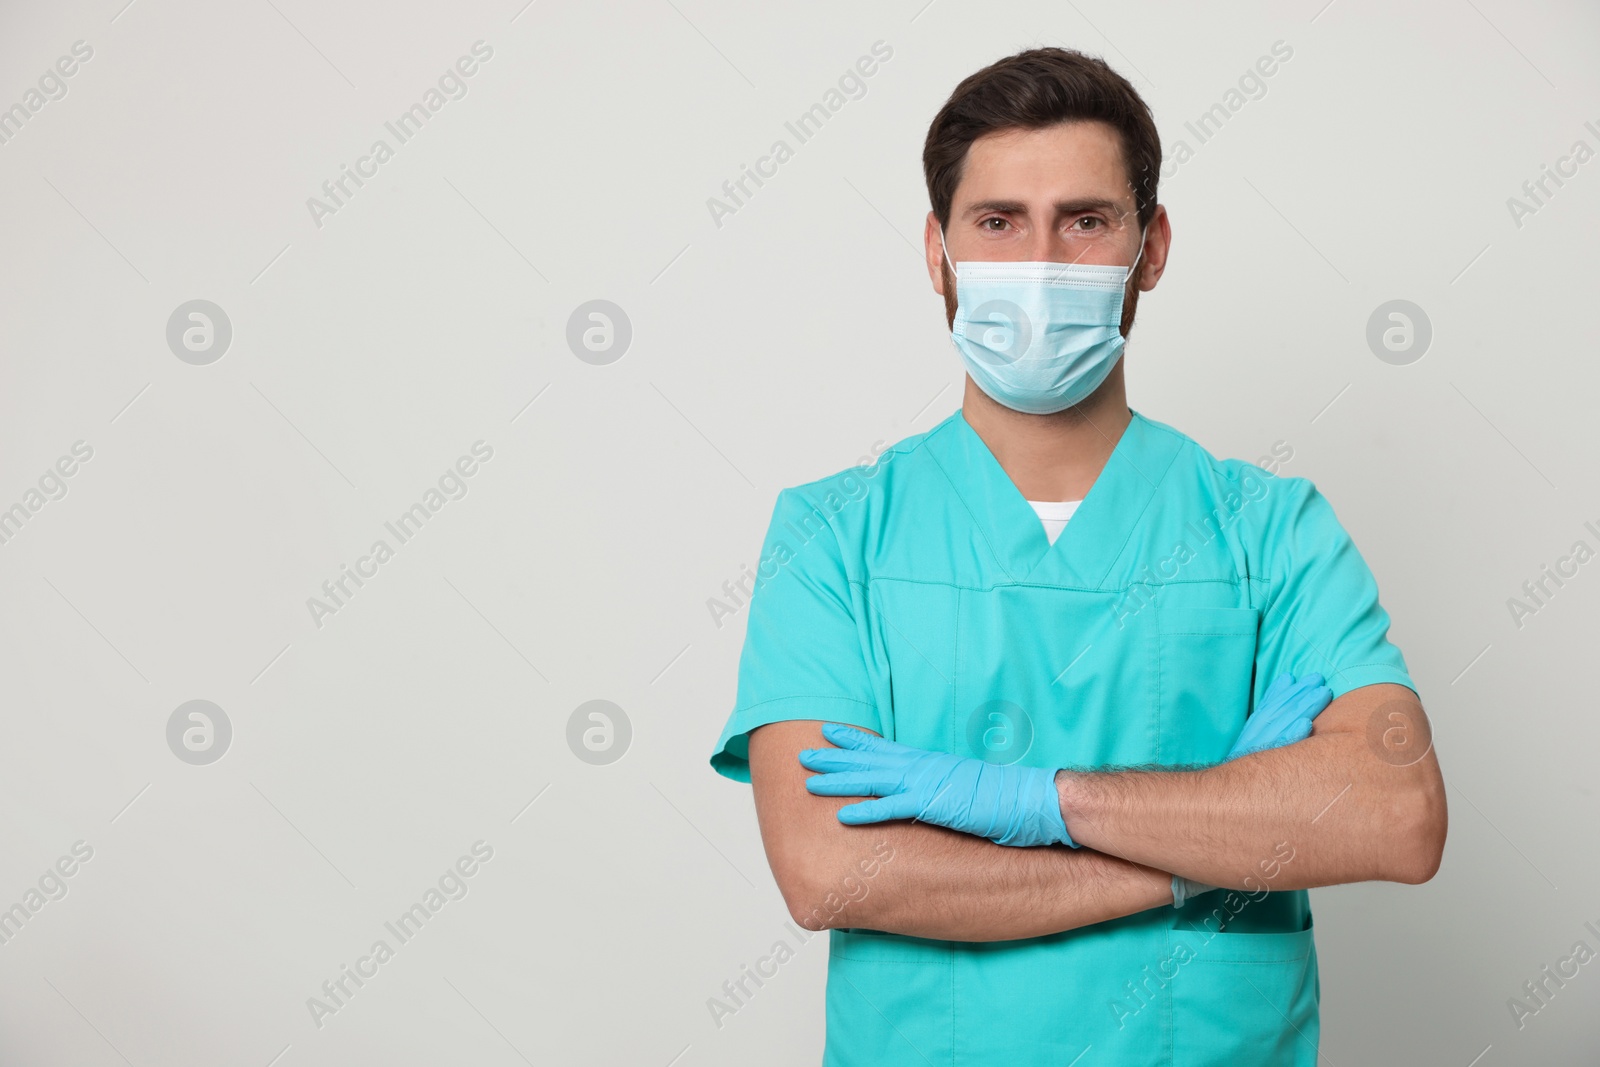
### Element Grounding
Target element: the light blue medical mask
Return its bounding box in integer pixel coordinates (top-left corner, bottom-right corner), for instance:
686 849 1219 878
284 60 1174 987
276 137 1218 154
940 227 1146 415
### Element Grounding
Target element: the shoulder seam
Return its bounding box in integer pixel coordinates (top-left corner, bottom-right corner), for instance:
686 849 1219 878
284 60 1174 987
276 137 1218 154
782 416 951 494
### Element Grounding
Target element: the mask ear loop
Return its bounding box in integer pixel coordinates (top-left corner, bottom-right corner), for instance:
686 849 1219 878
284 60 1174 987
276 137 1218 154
938 225 957 281
1127 224 1149 285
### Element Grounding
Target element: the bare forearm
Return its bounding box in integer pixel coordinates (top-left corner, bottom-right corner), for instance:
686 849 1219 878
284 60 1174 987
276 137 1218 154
790 821 1174 942
1055 748 1362 889
755 720 1175 942
1055 705 1446 889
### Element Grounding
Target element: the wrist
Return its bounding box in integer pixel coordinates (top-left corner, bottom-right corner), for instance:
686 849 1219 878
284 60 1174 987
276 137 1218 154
1033 764 1076 847
1053 768 1090 848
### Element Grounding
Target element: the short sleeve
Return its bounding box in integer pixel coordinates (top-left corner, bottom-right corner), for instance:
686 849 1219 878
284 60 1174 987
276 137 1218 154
709 488 884 783
1252 477 1417 705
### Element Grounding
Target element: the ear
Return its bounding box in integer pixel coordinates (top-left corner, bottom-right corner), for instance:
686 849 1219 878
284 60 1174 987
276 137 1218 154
925 211 952 297
1135 204 1172 290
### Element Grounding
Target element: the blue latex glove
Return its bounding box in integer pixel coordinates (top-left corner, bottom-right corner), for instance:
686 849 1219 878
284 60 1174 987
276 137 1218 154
799 722 1076 847
1227 671 1331 759
1172 671 1333 907
798 672 1334 854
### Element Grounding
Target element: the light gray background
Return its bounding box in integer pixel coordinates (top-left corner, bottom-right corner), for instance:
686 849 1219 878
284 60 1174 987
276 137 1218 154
1 0 1596 1063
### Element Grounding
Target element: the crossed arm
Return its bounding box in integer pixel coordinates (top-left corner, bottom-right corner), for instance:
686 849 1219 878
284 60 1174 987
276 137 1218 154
749 718 1176 942
747 683 1446 942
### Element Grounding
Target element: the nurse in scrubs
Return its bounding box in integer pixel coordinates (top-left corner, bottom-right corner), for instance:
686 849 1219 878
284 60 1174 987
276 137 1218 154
710 45 1446 1067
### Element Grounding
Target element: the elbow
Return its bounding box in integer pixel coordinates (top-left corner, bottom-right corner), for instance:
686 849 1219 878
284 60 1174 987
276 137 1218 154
780 870 875 932
1388 777 1448 885
777 867 834 931
775 843 898 932
765 850 820 929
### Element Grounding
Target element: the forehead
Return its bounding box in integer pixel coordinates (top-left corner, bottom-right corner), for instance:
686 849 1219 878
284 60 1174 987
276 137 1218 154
952 121 1134 212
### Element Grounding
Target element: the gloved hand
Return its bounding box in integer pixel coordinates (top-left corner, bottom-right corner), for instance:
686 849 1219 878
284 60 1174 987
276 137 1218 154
1227 670 1332 758
1171 671 1332 907
798 672 1334 854
799 722 1075 847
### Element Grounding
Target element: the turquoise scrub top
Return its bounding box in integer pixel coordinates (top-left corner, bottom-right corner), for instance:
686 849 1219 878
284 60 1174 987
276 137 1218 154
710 408 1415 1067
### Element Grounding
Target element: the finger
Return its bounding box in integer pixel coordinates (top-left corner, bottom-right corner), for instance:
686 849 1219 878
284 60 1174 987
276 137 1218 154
1282 717 1315 744
798 747 882 773
1246 693 1298 732
803 770 904 797
1233 707 1310 756
1283 674 1327 700
1261 716 1314 749
836 793 923 825
820 721 901 754
1285 684 1334 719
1259 672 1295 706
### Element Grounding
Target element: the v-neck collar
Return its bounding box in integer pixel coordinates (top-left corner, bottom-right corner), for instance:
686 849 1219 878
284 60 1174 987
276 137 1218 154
921 406 1182 589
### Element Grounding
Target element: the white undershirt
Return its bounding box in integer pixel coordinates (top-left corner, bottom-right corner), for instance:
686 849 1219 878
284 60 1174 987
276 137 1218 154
1027 499 1083 545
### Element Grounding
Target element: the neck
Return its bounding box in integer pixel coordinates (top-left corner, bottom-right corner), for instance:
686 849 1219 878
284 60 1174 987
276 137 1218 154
960 366 1133 501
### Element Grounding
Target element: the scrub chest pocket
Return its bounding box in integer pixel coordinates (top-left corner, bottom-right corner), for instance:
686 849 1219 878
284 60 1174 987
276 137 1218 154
1155 602 1261 767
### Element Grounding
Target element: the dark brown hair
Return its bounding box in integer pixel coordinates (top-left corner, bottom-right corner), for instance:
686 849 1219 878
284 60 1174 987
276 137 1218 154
922 48 1161 230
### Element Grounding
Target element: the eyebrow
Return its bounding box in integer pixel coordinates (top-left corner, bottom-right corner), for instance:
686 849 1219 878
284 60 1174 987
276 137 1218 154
959 197 1128 219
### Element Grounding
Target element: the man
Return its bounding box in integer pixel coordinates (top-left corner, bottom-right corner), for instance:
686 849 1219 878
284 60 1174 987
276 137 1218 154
708 47 1446 1066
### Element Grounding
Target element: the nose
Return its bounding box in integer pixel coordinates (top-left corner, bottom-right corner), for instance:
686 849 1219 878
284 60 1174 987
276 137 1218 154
1032 229 1083 265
